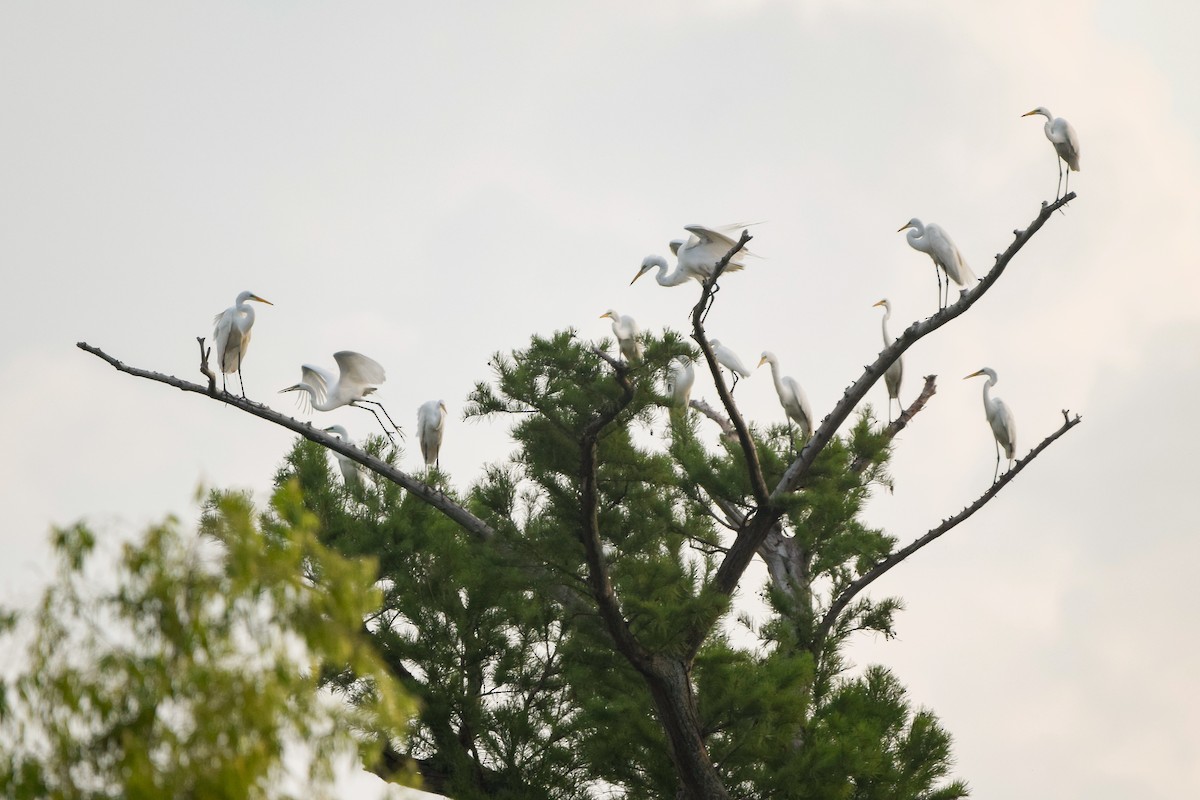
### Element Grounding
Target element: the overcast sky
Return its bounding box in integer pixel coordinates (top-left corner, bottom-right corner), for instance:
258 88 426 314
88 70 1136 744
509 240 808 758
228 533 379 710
3 1 1198 797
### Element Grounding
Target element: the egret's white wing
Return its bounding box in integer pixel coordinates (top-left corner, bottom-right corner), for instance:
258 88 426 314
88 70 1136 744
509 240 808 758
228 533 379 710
333 351 386 389
300 364 332 405
781 376 814 438
925 224 975 287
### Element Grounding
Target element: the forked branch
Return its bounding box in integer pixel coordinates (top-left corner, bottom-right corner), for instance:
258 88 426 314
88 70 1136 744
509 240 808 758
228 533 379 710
813 410 1083 649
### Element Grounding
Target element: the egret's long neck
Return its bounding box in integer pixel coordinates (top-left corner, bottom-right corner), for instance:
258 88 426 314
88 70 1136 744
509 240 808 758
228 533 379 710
880 311 893 347
238 304 256 332
767 358 785 395
982 378 996 413
660 263 691 286
906 227 929 254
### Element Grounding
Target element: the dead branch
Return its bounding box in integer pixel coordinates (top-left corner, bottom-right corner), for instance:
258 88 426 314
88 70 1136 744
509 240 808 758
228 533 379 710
77 341 498 543
688 229 771 508
711 194 1076 602
812 410 1083 649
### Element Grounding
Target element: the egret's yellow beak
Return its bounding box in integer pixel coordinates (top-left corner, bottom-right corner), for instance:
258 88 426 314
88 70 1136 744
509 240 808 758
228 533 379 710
963 369 985 380
251 295 274 305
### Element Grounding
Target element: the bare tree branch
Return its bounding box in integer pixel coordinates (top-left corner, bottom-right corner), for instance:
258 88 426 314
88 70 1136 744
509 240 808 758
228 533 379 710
196 337 216 394
77 341 498 543
580 354 651 669
687 229 771 509
812 410 1083 649
688 398 736 441
849 374 938 475
778 192 1075 497
710 194 1077 603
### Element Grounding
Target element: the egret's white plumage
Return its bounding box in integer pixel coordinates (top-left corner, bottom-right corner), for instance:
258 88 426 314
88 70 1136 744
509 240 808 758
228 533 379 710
899 219 976 309
964 367 1017 482
280 351 401 440
1023 106 1080 199
323 425 365 488
873 299 903 422
709 339 753 389
212 290 272 396
417 399 448 468
632 224 754 287
600 310 644 362
757 351 814 441
666 356 695 408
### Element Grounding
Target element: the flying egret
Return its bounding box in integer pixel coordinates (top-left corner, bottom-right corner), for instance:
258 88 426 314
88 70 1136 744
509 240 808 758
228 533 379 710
322 425 365 489
872 299 903 423
280 351 402 441
899 219 977 310
632 224 754 287
964 367 1017 482
1023 106 1080 200
757 351 814 442
666 356 695 408
599 309 644 362
212 291 272 396
417 399 448 468
709 339 753 391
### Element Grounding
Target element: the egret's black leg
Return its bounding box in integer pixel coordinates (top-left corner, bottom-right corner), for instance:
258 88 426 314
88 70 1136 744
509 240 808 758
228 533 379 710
360 399 404 440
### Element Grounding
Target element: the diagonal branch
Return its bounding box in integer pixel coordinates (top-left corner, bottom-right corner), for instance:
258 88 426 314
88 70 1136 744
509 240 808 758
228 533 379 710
710 194 1076 602
688 229 771 508
77 341 498 543
777 193 1075 497
850 374 938 475
812 410 1083 649
581 355 653 669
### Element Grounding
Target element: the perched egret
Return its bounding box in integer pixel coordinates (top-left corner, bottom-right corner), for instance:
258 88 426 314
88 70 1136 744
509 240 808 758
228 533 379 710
322 425 365 489
899 219 977 310
1023 106 1080 200
872 299 903 423
757 351 814 442
417 399 448 468
666 356 695 408
280 351 402 441
212 291 272 396
599 309 644 362
709 339 753 391
632 224 754 286
964 367 1017 482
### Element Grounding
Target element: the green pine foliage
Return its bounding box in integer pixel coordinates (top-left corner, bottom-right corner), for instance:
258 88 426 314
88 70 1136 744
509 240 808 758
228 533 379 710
271 328 969 798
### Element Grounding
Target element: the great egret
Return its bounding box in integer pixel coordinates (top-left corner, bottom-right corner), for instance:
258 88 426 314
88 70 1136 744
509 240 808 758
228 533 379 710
872 299 903 422
212 291 272 396
709 339 752 391
322 425 365 489
280 351 402 441
757 351 814 442
666 356 695 408
599 310 644 362
1023 106 1080 200
632 224 754 286
899 219 977 310
417 399 448 468
964 367 1017 482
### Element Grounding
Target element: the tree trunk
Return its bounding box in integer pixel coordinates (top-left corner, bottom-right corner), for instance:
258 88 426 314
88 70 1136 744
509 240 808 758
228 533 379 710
644 656 731 800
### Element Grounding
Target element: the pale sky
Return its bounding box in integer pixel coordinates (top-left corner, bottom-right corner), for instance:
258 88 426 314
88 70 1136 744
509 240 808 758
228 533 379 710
3 2 1198 798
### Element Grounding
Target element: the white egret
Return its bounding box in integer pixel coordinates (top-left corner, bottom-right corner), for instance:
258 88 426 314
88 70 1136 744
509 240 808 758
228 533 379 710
872 299 903 423
632 224 754 287
964 367 1017 482
899 219 977 310
212 291 272 396
1023 106 1080 200
417 399 448 468
322 425 365 489
599 310 644 362
280 351 402 441
709 339 753 391
666 356 695 408
757 351 814 442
